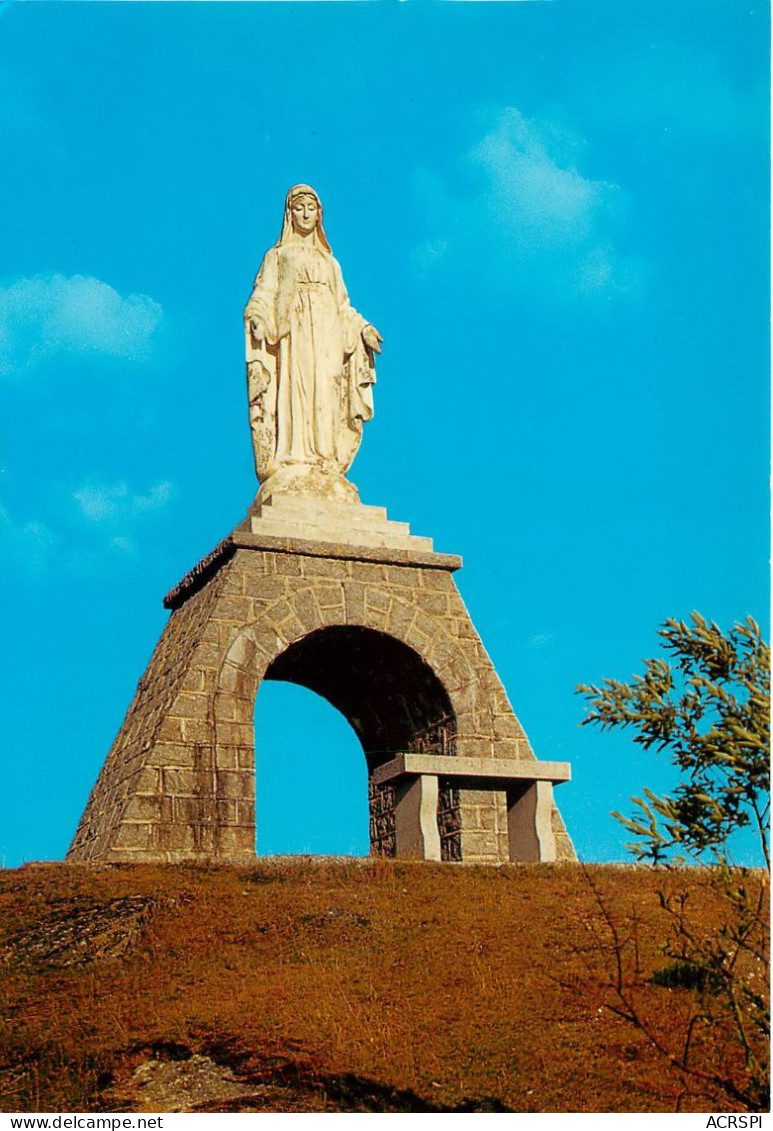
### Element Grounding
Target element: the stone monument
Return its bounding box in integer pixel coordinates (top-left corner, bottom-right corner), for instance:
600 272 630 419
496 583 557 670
68 185 575 865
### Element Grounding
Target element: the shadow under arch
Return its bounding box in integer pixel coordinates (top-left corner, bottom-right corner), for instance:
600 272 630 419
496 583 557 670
262 625 458 858
264 625 457 768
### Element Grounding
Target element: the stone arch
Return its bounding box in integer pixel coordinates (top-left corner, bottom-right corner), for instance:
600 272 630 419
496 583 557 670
212 584 474 735
211 585 472 857
263 626 456 764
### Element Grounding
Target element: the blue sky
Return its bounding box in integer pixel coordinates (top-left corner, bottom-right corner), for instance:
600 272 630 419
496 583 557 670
0 0 768 866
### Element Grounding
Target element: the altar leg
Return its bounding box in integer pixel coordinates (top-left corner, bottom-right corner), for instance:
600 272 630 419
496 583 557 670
394 774 442 860
507 780 557 862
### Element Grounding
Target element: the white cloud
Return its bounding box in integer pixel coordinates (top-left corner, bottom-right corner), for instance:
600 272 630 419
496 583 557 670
109 535 137 556
0 498 58 574
74 479 175 524
0 477 174 578
0 274 163 376
414 107 642 300
471 109 606 250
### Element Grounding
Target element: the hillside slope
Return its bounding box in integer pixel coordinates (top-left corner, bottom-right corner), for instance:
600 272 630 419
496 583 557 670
0 860 766 1113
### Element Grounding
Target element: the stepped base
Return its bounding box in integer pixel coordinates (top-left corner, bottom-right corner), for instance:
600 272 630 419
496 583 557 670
247 494 433 553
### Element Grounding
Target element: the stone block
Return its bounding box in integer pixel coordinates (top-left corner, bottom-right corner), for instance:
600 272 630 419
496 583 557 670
460 829 501 861
493 714 522 740
275 614 308 642
180 718 213 745
315 584 345 610
302 556 348 579
349 560 385 581
131 767 163 793
220 568 245 596
173 796 215 823
456 736 494 760
123 795 166 822
236 798 255 825
161 767 207 795
214 745 240 770
412 610 438 641
236 746 256 770
240 575 287 601
227 633 263 669
212 595 256 624
115 822 153 849
180 668 214 694
192 641 226 668
217 722 254 746
316 605 347 627
491 689 514 714
472 711 495 737
417 591 448 616
216 769 255 799
344 582 365 624
294 589 321 630
386 600 416 637
421 570 452 592
172 691 209 720
215 692 239 723
142 742 186 771
215 799 238 824
453 620 479 641
467 806 498 832
265 598 293 624
454 711 477 736
273 554 304 577
218 662 244 693
151 824 196 852
404 620 433 653
216 826 255 857
451 683 477 715
459 789 494 805
156 717 186 743
364 587 390 613
492 738 522 761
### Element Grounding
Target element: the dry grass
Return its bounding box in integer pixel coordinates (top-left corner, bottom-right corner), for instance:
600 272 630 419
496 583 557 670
0 860 767 1113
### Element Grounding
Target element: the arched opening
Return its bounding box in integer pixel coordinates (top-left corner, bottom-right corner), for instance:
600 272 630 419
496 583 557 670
259 625 458 857
254 681 369 856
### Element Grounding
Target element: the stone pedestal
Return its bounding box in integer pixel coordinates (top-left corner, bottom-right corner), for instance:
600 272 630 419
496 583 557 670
68 498 575 865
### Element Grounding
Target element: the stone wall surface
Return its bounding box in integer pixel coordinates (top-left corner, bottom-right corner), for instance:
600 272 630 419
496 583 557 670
68 537 575 864
68 568 230 861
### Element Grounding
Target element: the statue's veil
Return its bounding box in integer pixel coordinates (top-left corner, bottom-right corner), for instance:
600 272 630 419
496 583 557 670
276 184 332 252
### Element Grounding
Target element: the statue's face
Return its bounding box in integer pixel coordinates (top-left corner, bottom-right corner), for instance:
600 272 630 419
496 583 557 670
291 195 320 235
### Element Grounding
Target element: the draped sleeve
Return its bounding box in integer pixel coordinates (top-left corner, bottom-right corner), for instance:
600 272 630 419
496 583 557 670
245 247 280 342
244 248 281 481
331 256 368 357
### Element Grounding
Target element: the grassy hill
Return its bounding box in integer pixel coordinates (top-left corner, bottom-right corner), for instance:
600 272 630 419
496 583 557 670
0 860 767 1113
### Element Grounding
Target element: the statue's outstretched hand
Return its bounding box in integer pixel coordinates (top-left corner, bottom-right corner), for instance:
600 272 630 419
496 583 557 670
362 324 383 354
248 315 268 342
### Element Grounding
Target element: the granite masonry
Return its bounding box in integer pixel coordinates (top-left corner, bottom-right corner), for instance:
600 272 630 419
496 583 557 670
68 517 575 865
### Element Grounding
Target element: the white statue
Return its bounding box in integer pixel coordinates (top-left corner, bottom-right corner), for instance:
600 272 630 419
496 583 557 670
244 185 383 502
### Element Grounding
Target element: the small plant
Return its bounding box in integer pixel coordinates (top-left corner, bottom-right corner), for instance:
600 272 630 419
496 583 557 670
579 613 769 868
651 959 715 992
578 614 770 1112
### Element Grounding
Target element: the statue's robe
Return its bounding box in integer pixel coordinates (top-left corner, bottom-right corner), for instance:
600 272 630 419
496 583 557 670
244 242 375 483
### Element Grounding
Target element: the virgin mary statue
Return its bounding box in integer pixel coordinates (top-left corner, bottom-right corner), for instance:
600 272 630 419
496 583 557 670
244 185 383 502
